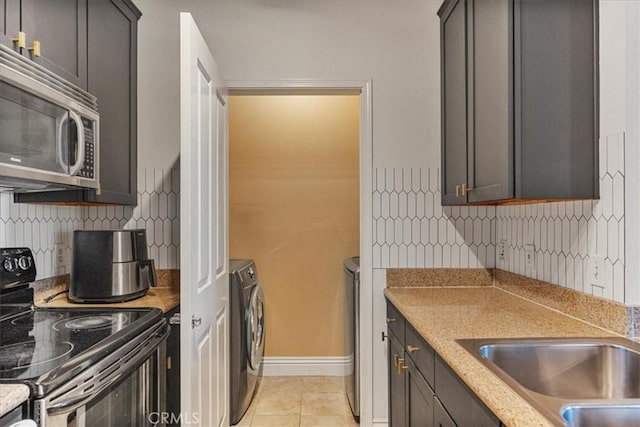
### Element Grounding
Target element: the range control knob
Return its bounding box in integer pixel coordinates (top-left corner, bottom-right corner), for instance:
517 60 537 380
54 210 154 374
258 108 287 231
3 258 16 272
18 256 31 270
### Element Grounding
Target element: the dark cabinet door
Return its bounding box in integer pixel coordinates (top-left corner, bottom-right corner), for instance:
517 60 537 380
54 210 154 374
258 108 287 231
406 356 434 427
434 397 456 427
20 0 88 89
440 0 468 205
389 332 406 427
0 0 20 50
515 0 598 199
467 0 512 203
86 0 138 205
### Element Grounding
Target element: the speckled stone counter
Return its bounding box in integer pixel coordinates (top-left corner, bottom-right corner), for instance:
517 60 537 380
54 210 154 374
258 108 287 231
384 287 619 427
0 384 30 417
36 285 180 313
32 269 180 313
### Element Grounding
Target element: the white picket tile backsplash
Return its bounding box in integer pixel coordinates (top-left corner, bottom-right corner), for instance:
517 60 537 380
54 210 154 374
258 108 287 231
372 167 496 269
85 168 180 269
0 192 84 279
0 168 180 279
496 133 625 302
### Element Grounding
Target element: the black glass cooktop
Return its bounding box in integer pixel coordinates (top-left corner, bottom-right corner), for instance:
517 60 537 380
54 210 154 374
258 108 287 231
0 306 162 397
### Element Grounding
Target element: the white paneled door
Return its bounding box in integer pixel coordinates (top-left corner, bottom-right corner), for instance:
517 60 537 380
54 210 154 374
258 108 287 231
180 13 229 427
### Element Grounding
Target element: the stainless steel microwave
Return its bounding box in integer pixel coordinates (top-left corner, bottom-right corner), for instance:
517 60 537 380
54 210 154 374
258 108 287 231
0 44 99 192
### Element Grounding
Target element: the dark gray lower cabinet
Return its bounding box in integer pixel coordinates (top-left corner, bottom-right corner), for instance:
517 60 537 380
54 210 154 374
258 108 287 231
165 306 181 426
387 299 500 427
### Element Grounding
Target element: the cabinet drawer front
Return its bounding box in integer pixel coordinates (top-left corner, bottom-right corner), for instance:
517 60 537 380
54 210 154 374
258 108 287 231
434 397 456 427
405 322 435 388
386 300 405 343
435 356 499 427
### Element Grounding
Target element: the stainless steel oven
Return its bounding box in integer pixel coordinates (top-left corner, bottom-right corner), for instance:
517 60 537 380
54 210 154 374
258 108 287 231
33 319 167 427
0 44 99 191
0 248 169 427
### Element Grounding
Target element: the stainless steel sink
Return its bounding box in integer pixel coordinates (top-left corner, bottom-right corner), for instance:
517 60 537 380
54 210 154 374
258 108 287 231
457 337 640 426
562 404 640 427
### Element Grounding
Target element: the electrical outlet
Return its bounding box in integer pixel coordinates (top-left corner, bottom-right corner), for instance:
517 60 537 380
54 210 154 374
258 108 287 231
588 256 605 287
525 244 535 271
54 243 65 270
498 240 508 263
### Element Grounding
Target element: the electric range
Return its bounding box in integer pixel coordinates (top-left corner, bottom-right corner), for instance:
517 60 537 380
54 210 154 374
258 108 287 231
0 248 168 426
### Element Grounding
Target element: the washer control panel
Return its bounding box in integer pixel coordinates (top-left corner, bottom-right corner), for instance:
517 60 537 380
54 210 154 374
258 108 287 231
0 247 37 288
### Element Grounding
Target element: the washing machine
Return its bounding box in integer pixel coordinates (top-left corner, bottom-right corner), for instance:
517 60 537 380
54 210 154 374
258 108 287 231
230 259 266 425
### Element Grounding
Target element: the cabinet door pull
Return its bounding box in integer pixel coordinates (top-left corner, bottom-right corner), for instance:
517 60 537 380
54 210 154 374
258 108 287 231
407 345 420 353
382 331 388 341
393 354 399 368
397 358 407 375
28 40 41 57
12 32 26 49
455 185 461 197
461 183 475 196
386 317 396 324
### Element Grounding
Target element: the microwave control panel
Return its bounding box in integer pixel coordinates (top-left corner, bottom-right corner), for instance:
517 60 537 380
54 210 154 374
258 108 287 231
77 118 95 179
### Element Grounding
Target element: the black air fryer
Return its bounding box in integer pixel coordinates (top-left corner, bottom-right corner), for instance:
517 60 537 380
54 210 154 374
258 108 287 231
70 229 157 303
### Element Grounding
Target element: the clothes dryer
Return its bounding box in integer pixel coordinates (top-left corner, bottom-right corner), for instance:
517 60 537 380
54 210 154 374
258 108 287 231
230 259 265 425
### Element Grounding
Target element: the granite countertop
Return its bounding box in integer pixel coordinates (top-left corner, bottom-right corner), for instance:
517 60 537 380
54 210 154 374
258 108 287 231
384 287 618 427
36 286 180 313
0 384 30 417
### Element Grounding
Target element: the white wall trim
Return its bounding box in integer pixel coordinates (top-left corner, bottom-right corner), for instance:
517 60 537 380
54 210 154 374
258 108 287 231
261 357 351 377
228 78 374 425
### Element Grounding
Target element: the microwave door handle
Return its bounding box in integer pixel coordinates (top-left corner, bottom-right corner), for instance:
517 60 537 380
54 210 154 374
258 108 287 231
67 110 85 176
56 112 69 171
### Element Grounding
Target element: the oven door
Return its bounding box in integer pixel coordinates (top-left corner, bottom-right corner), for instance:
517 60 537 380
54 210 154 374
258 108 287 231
35 323 168 427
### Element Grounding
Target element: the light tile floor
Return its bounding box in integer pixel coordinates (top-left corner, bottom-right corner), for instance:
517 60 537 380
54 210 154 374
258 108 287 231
234 376 359 427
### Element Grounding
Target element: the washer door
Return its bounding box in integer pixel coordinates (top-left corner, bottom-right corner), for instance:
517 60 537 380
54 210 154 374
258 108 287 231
246 284 265 370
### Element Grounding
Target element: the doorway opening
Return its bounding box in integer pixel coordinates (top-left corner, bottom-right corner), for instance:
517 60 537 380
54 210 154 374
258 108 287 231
227 81 373 425
229 91 360 358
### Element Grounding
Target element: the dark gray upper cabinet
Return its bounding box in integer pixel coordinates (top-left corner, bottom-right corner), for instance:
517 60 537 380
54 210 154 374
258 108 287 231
438 0 599 206
15 0 141 206
1 0 88 89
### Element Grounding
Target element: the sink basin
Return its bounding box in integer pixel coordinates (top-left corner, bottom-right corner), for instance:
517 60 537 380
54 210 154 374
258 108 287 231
457 337 640 426
478 341 640 399
562 404 640 427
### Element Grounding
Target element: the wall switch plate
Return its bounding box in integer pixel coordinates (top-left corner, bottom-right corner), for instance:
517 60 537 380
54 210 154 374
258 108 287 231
525 244 535 271
498 240 508 263
588 256 605 287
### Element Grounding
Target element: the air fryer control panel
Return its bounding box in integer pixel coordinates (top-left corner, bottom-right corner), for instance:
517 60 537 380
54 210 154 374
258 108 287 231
0 247 36 288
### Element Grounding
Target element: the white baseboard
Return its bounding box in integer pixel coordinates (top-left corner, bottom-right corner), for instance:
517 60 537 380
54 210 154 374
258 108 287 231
261 356 351 376
372 419 389 426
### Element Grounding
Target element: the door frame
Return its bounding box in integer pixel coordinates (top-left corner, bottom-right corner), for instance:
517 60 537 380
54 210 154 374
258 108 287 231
227 79 374 426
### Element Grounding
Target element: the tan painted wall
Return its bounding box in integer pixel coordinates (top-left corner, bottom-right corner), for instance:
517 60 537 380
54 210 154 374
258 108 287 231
229 95 360 357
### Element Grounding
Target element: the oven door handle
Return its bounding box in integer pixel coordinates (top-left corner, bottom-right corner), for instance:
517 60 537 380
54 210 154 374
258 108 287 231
46 326 169 416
